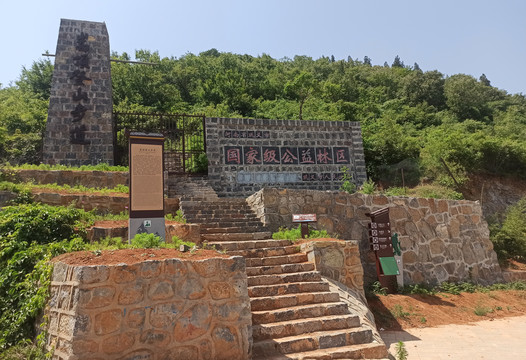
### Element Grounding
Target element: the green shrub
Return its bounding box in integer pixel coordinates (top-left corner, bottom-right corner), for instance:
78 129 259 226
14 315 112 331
0 181 33 204
360 179 376 194
171 236 195 249
491 197 526 261
130 233 163 248
0 204 92 349
339 166 356 194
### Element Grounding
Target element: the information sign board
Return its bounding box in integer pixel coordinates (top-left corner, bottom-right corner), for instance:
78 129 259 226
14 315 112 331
128 132 165 241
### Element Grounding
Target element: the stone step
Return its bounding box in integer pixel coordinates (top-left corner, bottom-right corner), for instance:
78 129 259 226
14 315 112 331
230 245 302 259
252 314 361 341
181 199 249 207
200 225 265 234
209 239 292 251
256 342 389 360
246 263 315 277
248 281 330 298
186 217 261 224
246 253 307 267
182 207 255 214
247 271 322 287
201 232 272 241
185 217 261 225
250 292 340 311
252 302 350 325
252 327 373 358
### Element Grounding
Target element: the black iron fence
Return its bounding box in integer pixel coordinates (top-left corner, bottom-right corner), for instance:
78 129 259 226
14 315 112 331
113 112 206 174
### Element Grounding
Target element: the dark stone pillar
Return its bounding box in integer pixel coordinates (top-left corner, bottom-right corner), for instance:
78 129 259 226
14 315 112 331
43 19 114 166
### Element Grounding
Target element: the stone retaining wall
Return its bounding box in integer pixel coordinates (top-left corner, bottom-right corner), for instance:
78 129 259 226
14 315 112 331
300 240 365 298
30 191 178 215
6 169 128 188
47 256 252 360
88 223 201 244
248 188 503 286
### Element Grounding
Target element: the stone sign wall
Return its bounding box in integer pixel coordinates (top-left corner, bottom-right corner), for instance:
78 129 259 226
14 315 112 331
43 19 114 166
205 117 367 197
247 189 503 286
46 256 252 360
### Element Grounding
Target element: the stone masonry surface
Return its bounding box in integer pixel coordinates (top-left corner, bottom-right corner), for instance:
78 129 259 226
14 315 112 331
46 256 252 360
205 117 367 197
247 189 503 286
43 19 114 166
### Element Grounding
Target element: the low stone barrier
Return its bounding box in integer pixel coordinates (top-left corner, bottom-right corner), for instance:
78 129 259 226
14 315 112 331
248 188 503 286
46 256 252 360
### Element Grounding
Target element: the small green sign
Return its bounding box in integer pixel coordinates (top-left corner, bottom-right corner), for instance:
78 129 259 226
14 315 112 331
379 256 399 276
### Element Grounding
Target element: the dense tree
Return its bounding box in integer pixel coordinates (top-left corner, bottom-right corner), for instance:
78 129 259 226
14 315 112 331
2 49 526 183
16 59 53 100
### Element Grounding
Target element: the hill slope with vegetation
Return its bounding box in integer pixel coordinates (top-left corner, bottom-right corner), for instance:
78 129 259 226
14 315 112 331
2 50 525 187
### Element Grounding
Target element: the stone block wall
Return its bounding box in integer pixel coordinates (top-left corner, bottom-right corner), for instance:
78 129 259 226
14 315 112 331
248 189 503 285
205 117 367 197
43 19 114 166
46 256 252 360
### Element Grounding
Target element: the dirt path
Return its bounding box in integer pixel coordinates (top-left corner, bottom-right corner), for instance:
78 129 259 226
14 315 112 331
381 315 526 360
368 290 526 331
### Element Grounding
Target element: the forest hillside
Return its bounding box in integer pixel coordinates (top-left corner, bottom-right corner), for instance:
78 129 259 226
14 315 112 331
1 50 525 192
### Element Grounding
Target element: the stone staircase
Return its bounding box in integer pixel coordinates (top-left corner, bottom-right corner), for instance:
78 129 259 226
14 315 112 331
172 177 388 359
225 240 387 359
172 177 272 243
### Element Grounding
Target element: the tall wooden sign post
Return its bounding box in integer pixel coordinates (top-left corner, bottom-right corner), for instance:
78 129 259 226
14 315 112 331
128 132 165 241
367 207 399 293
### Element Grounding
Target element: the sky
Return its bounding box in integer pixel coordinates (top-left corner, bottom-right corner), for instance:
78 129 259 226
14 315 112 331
1 0 525 95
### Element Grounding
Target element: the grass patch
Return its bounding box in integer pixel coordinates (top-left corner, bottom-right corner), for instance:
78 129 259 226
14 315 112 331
272 225 331 242
4 163 128 172
29 182 129 194
382 184 463 200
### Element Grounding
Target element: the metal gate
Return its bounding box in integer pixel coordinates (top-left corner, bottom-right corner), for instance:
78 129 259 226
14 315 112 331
113 112 206 174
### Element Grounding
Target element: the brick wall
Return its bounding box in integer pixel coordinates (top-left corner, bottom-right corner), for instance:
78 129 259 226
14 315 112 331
46 256 252 360
43 19 114 166
205 117 367 197
247 189 503 286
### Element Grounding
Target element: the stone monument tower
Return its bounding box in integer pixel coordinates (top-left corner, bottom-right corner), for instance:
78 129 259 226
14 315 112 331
43 19 114 165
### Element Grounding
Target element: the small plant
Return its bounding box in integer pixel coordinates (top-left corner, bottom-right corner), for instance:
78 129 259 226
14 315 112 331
391 304 410 320
130 233 162 248
171 236 195 249
339 166 356 194
360 178 376 194
165 209 186 223
395 341 408 360
419 316 427 324
369 281 388 296
473 302 493 316
400 283 436 295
